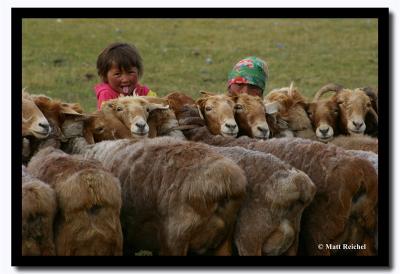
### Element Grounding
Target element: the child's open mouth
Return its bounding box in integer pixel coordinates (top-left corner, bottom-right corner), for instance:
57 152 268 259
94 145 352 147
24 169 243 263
122 86 130 94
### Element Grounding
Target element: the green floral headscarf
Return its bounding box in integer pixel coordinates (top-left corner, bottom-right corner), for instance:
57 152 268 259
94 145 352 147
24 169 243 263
227 56 268 93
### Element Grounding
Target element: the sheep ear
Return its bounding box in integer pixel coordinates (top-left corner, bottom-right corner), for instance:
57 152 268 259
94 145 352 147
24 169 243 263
197 104 205 120
265 101 279 114
200 91 215 97
147 103 170 112
60 106 84 116
83 127 95 144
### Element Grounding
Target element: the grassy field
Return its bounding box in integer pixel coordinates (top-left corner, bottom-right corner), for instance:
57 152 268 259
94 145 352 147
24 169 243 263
22 18 378 112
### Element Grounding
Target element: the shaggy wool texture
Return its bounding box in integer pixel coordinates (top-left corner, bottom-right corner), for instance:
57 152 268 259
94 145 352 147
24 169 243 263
178 109 378 256
22 166 57 256
27 147 123 256
67 137 247 256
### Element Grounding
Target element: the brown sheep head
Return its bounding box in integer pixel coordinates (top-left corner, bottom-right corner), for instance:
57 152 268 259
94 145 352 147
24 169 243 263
101 96 169 138
82 111 132 144
336 88 378 136
232 93 270 139
264 83 314 138
164 91 196 120
22 91 50 138
307 99 340 142
31 94 84 140
195 91 238 137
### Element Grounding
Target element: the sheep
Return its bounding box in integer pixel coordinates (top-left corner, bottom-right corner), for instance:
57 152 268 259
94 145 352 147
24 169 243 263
177 109 378 256
22 91 50 139
142 96 187 139
346 149 378 175
164 91 196 120
313 84 378 137
23 94 85 163
65 136 247 256
264 83 315 139
82 110 132 144
27 147 123 256
22 165 57 256
211 146 316 255
22 91 51 163
231 93 271 139
359 86 379 137
329 135 378 154
195 91 239 137
304 83 344 142
100 96 170 138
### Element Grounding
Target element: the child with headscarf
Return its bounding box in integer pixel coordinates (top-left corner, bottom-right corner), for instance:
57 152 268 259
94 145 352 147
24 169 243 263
227 56 268 97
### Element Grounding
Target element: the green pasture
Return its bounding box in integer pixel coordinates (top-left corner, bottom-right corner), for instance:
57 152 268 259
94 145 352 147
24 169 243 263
22 18 378 112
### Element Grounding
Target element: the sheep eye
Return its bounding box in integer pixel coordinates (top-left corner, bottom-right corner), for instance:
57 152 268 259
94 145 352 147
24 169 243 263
146 108 150 112
116 107 123 112
95 127 104 133
205 106 212 111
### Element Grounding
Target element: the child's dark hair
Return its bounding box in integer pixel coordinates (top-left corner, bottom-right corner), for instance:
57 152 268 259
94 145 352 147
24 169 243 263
96 42 143 81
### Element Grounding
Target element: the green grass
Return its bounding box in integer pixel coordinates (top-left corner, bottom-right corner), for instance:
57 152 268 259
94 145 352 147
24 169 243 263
22 18 378 112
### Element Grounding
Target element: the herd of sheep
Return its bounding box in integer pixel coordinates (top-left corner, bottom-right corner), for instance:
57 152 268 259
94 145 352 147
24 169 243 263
21 82 379 256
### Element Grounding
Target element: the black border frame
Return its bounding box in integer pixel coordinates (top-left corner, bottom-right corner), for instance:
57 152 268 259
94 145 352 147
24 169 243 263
12 7 390 268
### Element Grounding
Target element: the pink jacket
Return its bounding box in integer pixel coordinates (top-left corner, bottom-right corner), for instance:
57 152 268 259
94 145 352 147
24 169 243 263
94 83 151 110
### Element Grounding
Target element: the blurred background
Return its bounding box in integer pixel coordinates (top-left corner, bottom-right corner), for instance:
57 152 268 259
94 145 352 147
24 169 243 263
22 18 378 112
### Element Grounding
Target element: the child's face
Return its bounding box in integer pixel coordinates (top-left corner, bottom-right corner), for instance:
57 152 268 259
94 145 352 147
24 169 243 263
228 83 262 97
106 64 139 95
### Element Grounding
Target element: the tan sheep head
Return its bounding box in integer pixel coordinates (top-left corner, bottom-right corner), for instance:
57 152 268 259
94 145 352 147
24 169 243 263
22 91 51 138
82 111 132 144
264 83 314 138
307 99 339 142
195 91 238 137
232 93 270 140
101 96 169 138
336 88 378 136
31 94 84 140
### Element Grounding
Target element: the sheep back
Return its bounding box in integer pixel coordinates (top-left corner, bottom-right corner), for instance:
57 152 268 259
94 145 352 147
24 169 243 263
213 146 316 256
72 137 247 256
27 147 123 256
179 120 378 256
22 166 57 256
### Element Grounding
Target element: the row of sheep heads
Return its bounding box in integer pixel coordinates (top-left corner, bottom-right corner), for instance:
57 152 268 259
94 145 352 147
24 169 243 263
263 83 379 142
196 91 280 140
305 83 378 141
22 90 85 141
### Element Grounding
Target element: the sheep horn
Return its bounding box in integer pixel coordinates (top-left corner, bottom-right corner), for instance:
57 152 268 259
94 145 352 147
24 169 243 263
288 81 295 97
313 83 344 102
368 107 379 123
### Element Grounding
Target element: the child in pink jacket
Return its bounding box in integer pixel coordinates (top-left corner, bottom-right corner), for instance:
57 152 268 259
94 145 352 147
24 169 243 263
94 42 157 110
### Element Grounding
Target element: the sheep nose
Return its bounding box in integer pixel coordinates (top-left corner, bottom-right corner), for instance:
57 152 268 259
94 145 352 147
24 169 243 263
135 122 146 130
319 127 329 135
352 121 364 129
257 126 269 135
39 122 50 132
225 123 237 130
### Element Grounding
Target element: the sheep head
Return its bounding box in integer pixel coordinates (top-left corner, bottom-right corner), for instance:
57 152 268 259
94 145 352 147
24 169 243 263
82 111 131 144
22 91 50 138
101 96 169 138
31 94 84 140
195 91 238 137
307 99 339 142
232 93 270 139
264 83 314 138
336 88 378 136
